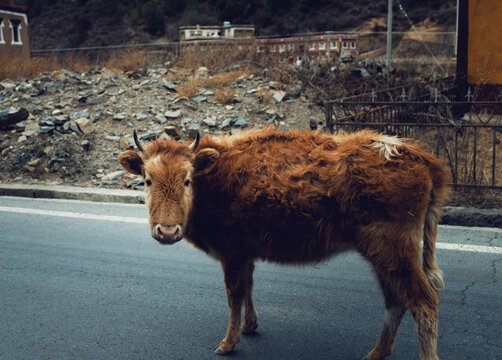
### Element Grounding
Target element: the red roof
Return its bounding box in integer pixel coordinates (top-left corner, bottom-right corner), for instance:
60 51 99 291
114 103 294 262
0 0 27 12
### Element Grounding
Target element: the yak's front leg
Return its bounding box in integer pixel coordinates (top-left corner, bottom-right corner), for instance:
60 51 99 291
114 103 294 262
242 261 258 334
214 259 252 355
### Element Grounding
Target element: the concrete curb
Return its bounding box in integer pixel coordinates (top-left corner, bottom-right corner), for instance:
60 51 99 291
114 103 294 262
441 206 502 229
0 184 145 204
0 184 501 228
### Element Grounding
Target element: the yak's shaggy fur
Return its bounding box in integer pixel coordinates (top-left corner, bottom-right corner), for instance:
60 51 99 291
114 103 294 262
119 128 449 360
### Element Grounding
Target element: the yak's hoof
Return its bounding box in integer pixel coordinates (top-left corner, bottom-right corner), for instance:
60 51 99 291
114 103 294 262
214 344 233 355
241 322 258 335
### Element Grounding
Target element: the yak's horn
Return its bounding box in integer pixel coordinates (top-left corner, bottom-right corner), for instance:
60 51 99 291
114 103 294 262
189 130 200 152
133 129 144 153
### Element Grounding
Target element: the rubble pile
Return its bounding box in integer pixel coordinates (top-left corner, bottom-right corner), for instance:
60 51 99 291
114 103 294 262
0 65 325 189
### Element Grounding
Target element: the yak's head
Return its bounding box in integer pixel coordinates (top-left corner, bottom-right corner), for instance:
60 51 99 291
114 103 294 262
118 131 219 245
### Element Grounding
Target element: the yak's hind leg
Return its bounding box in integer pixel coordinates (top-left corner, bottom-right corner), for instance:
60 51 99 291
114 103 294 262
214 258 255 355
361 233 441 360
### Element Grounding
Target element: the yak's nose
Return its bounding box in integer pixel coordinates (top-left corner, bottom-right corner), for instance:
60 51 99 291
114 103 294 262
153 224 182 244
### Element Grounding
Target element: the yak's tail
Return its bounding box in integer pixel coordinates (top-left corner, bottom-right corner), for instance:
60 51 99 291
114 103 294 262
422 156 449 292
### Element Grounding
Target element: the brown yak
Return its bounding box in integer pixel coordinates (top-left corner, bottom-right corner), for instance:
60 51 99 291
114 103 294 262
118 127 449 360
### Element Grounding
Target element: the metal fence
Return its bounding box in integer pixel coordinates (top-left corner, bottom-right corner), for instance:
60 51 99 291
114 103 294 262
325 88 502 189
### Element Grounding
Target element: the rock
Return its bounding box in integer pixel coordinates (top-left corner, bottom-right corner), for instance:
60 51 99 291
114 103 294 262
75 117 94 134
101 170 124 181
0 139 11 150
39 126 55 134
136 113 148 121
0 107 29 129
81 140 91 151
53 115 68 125
0 81 16 91
195 66 209 78
87 96 106 105
113 113 127 121
73 110 91 119
17 135 27 143
139 131 157 141
105 135 120 142
201 89 214 96
220 118 232 129
188 123 200 131
164 126 182 140
23 121 39 137
119 135 132 149
192 96 207 103
202 117 217 127
69 120 83 134
27 159 39 166
181 118 192 127
267 115 277 124
184 102 197 111
271 90 287 103
165 109 181 119
232 117 248 127
155 114 167 124
161 81 177 92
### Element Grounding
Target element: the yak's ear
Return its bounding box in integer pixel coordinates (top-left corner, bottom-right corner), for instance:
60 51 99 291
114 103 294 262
118 150 143 175
194 148 219 175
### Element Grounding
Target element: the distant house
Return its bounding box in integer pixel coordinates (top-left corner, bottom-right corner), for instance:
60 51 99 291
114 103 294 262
256 33 358 64
179 21 255 53
0 0 29 60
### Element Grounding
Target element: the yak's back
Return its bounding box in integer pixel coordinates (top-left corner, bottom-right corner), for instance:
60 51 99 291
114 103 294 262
195 128 448 225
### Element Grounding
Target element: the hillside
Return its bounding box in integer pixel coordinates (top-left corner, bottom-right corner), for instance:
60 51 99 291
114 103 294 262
13 0 457 50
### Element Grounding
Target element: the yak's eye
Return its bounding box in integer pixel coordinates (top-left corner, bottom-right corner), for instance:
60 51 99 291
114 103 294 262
184 179 190 187
145 179 152 186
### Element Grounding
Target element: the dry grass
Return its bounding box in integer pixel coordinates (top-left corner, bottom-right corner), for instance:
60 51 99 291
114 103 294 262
104 50 147 73
0 56 60 80
177 80 199 98
175 42 259 72
176 68 252 99
0 50 147 81
215 87 236 104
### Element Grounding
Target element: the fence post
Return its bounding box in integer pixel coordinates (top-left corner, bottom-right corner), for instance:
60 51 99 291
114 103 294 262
473 127 477 184
493 128 497 186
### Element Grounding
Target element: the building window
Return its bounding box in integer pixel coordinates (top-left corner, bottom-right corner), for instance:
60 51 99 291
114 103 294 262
288 44 294 51
200 45 206 52
9 19 22 45
350 41 356 49
279 44 285 53
0 18 4 44
331 41 337 49
258 45 264 53
342 41 348 49
270 45 276 53
319 42 326 50
309 43 315 50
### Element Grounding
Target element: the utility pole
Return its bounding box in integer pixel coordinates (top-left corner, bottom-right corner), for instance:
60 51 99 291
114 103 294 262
455 0 459 56
386 0 393 71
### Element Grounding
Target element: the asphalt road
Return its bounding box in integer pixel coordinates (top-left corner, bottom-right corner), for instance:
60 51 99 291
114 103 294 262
0 196 501 360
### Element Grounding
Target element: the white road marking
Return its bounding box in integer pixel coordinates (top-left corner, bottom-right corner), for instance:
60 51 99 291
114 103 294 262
436 242 502 254
0 206 148 224
0 206 501 254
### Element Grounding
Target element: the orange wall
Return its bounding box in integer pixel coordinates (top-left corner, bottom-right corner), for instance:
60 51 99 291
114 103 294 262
468 0 502 84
